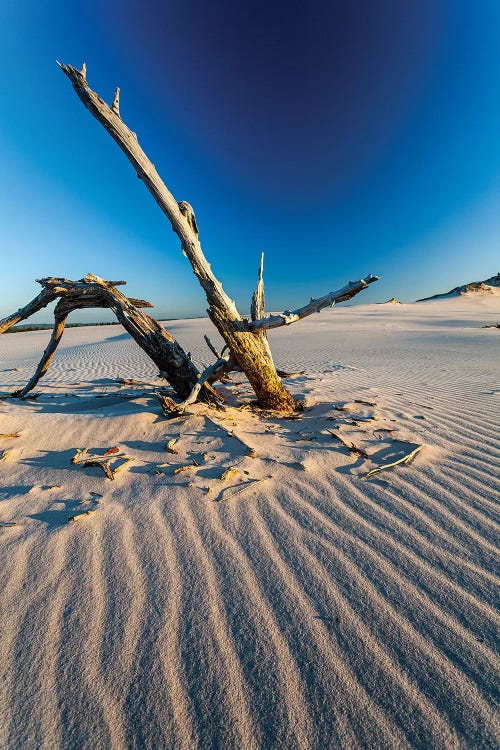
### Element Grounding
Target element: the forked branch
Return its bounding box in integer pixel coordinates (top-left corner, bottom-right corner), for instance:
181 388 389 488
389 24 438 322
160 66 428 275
165 353 235 413
58 60 298 412
57 62 380 412
1 274 217 403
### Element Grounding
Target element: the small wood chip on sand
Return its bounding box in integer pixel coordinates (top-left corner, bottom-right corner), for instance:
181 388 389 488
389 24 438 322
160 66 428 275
68 510 96 522
0 433 21 439
173 464 197 475
220 467 240 481
103 446 120 456
165 438 178 454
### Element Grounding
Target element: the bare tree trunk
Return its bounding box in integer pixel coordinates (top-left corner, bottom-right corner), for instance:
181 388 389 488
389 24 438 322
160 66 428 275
58 62 297 412
0 274 216 402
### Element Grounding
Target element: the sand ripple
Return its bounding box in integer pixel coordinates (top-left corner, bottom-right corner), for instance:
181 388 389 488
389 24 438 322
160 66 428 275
0 303 499 749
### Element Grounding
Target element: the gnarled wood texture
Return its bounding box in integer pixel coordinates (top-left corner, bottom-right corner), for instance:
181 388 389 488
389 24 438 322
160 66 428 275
248 275 379 331
57 62 297 412
0 274 216 402
251 253 265 322
13 308 68 398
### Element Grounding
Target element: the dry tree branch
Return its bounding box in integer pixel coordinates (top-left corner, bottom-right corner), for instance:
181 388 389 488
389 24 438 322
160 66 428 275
248 275 379 331
54 61 378 411
0 287 59 334
1 274 216 402
155 354 233 414
204 334 222 360
13 308 68 398
179 355 233 409
56 61 299 412
251 252 265 321
326 428 369 456
363 444 424 478
56 62 240 320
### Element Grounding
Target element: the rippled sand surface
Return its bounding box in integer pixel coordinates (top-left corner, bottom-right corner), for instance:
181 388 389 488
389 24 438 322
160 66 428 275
0 296 498 749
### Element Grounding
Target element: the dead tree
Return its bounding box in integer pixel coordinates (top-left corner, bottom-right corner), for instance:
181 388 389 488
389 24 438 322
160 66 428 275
0 274 216 402
55 62 378 412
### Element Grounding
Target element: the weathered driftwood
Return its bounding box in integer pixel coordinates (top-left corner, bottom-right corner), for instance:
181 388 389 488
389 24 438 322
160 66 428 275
248 275 378 331
0 285 60 334
69 510 97 522
56 62 309 412
13 307 68 399
178 354 233 410
71 447 134 479
3 61 379 412
251 253 266 322
220 467 240 481
204 334 223 361
215 477 267 503
326 428 369 456
364 444 423 478
1 274 216 402
165 439 178 454
154 348 237 415
153 392 182 417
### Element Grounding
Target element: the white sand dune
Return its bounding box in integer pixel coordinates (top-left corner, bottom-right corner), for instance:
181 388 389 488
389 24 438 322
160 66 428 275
0 296 498 749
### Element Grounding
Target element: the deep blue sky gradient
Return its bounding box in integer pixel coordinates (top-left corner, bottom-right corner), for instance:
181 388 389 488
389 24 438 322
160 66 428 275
1 1 499 320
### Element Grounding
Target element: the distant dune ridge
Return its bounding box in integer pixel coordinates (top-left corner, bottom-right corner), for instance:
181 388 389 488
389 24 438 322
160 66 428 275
0 294 499 749
417 272 500 301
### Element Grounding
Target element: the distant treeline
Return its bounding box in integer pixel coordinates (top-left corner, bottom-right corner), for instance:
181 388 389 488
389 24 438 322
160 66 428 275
6 321 121 334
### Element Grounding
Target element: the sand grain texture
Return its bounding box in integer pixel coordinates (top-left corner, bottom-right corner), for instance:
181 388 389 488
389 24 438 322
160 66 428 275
0 296 499 749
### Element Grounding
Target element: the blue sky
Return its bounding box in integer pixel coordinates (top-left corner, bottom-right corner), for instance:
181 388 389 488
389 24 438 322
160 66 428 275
1 1 499 321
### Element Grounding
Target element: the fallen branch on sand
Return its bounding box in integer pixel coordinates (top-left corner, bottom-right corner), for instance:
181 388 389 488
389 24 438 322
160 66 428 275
364 444 424 478
326 429 369 457
173 464 198 475
71 448 134 479
213 477 269 503
0 274 217 404
276 370 306 378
